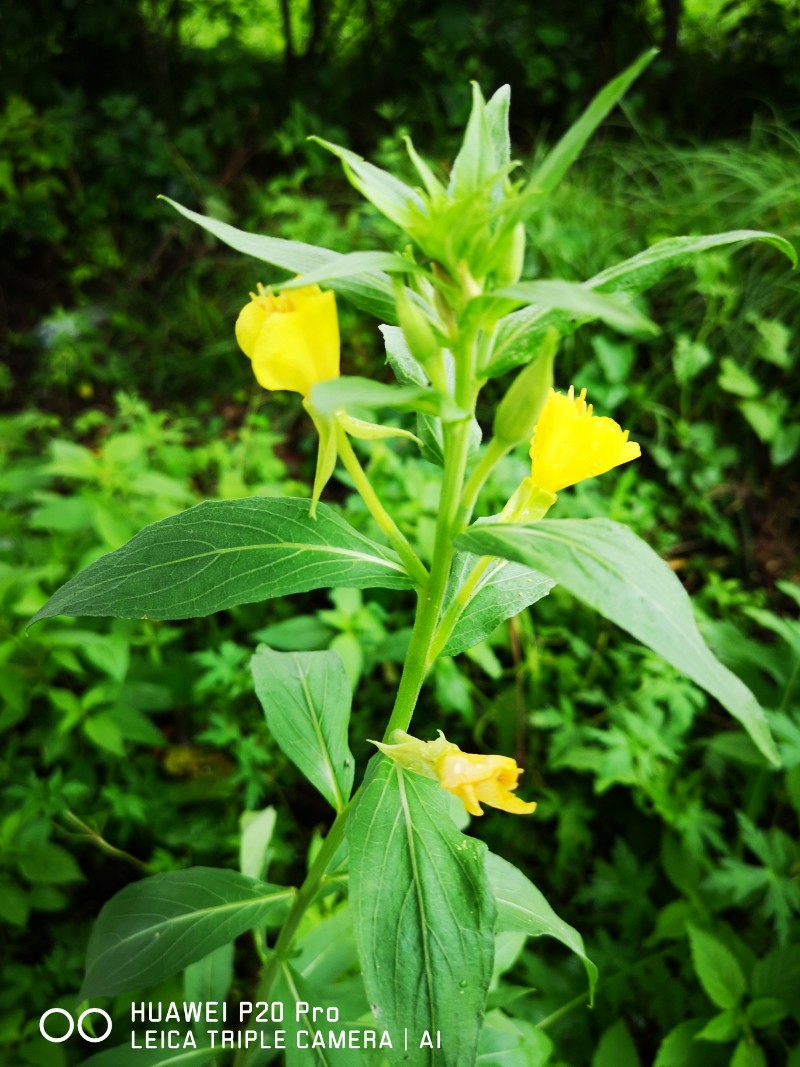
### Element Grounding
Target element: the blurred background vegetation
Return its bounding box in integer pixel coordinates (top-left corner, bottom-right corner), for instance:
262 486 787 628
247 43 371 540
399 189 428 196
2 1 799 1065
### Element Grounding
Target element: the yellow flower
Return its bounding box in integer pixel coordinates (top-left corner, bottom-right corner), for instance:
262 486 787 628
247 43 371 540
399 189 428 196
435 750 537 817
373 731 537 817
235 283 339 396
529 386 640 494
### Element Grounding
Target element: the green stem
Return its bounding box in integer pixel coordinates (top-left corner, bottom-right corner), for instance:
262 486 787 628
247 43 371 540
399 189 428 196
383 334 480 738
336 425 429 587
62 811 150 871
232 805 351 1067
428 554 494 663
459 436 509 525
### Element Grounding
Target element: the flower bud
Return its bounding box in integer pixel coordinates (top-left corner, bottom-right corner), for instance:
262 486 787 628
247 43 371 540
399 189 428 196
493 222 526 288
393 281 441 372
492 328 558 447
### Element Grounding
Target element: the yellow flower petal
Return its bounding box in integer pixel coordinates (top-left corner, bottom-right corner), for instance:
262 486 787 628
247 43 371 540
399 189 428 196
373 732 537 817
529 386 641 493
235 300 267 360
235 284 340 396
435 750 536 816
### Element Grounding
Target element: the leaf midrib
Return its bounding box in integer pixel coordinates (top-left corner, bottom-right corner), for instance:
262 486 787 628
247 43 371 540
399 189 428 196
88 887 295 976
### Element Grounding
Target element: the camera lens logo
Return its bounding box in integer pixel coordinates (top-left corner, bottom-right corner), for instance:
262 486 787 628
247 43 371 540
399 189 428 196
39 1008 112 1043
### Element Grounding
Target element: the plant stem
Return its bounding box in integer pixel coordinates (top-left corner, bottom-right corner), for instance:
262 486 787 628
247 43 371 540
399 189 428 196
62 811 150 871
459 436 509 524
335 425 429 587
231 804 351 1067
383 333 480 738
428 554 494 662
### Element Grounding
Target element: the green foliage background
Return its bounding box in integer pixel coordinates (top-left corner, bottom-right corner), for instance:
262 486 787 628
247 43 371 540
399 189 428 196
2 2 799 1065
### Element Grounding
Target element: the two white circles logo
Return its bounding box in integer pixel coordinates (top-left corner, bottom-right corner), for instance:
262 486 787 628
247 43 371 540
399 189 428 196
39 1008 112 1043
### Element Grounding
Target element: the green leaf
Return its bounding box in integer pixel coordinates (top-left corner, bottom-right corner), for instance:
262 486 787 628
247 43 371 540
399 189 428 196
525 49 657 201
310 375 465 422
239 806 277 881
489 230 797 377
0 879 29 925
442 556 554 657
251 647 354 811
161 197 397 322
485 85 512 172
20 842 82 885
381 325 482 465
311 136 427 231
746 997 790 1028
485 851 597 999
456 519 779 766
477 1009 552 1066
79 1047 215 1067
449 82 495 198
31 498 412 624
294 908 359 986
184 942 234 1007
731 1038 767 1067
687 924 747 1010
591 230 797 289
718 358 761 399
348 756 496 1066
653 1020 709 1067
276 963 371 1067
592 1019 642 1067
490 280 658 336
82 868 294 997
83 713 126 756
276 249 420 288
753 946 800 1008
695 1009 741 1042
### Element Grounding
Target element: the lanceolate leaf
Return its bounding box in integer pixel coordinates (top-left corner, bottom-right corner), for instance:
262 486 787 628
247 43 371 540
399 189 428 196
348 757 496 1066
276 250 422 288
588 229 797 292
449 82 495 198
82 868 293 997
276 964 371 1067
251 647 355 811
523 49 658 203
486 852 597 999
490 279 658 336
31 498 412 623
162 197 398 323
442 556 555 657
457 519 779 765
488 230 797 377
79 1046 215 1067
310 375 466 422
310 137 427 231
485 84 512 172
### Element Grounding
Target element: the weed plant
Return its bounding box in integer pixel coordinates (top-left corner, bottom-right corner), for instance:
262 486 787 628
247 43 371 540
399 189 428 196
2 117 799 1065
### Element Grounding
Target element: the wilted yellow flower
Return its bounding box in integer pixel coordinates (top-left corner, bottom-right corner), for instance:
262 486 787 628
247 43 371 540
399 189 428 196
374 731 537 817
235 283 339 396
435 750 537 817
529 386 640 494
